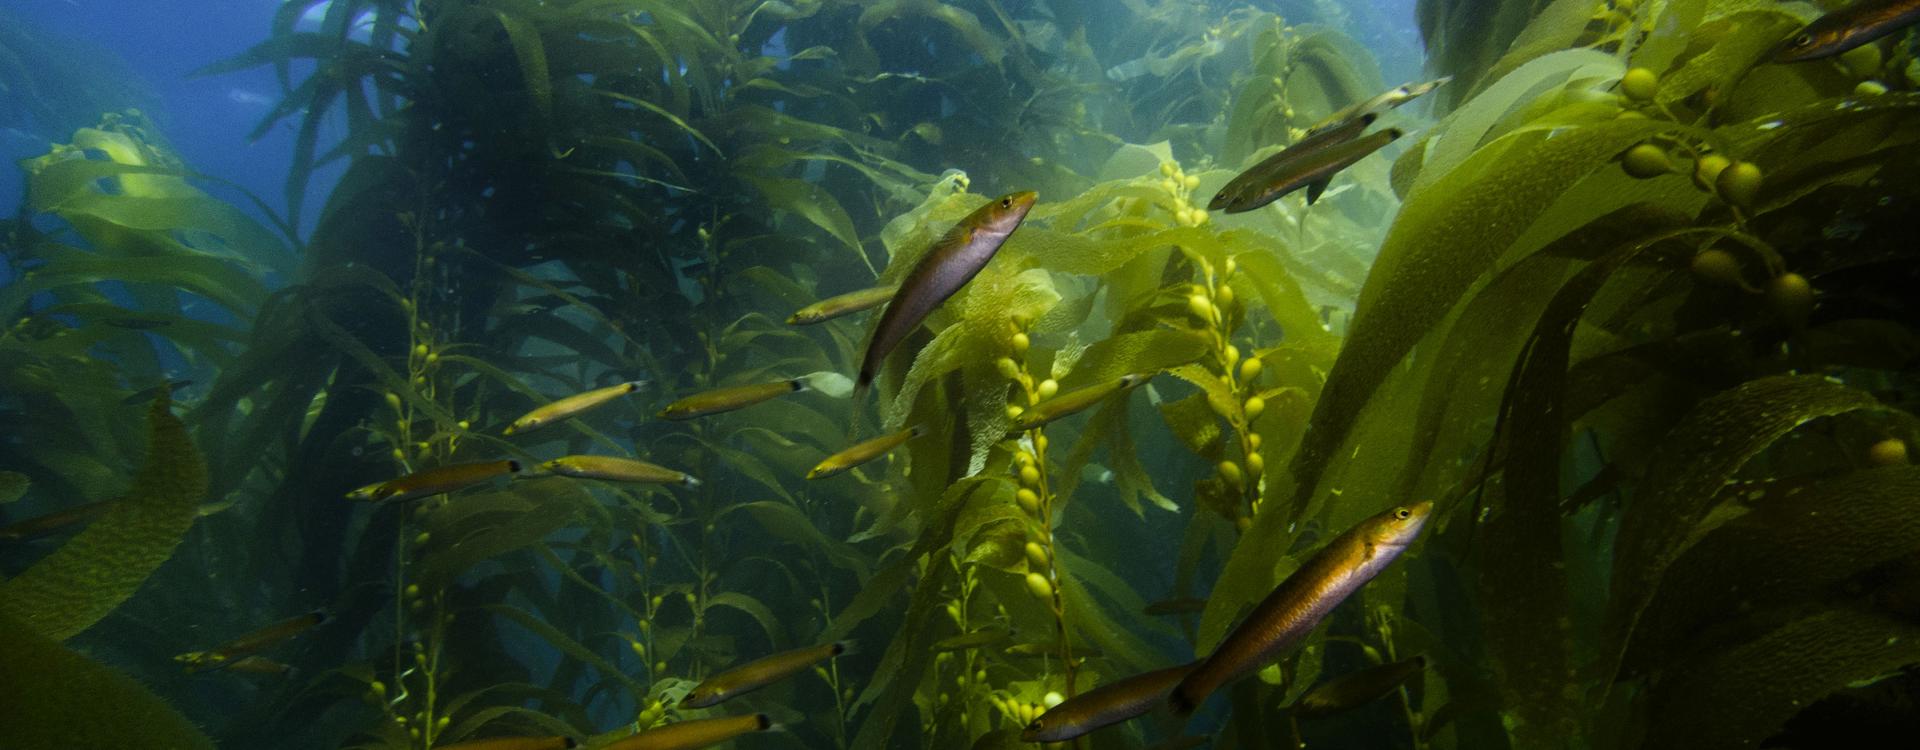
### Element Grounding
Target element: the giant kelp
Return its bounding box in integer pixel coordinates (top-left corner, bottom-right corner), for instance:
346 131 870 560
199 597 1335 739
3 1 1918 749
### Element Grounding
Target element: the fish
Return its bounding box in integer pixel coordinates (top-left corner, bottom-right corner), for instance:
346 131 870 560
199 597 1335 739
656 379 807 420
1011 374 1149 432
539 455 699 487
1209 113 1378 212
1169 501 1432 715
1215 127 1404 213
787 285 900 325
0 500 113 542
504 380 646 434
1143 597 1208 617
1773 0 1920 62
856 191 1039 391
807 425 925 479
606 713 774 750
221 656 297 678
436 737 579 750
1022 663 1200 742
1004 642 1102 660
345 460 523 502
121 380 193 406
1306 77 1451 135
932 625 1014 652
1290 655 1426 719
680 642 848 708
175 610 330 673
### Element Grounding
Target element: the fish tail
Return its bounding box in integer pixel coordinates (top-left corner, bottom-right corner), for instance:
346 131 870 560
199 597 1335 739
681 474 703 489
624 380 648 392
505 459 524 474
754 713 779 732
789 377 810 393
832 639 857 656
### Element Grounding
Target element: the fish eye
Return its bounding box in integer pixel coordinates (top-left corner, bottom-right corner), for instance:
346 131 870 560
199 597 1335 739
1001 197 1013 208
1792 33 1813 48
1024 720 1043 732
1395 508 1411 520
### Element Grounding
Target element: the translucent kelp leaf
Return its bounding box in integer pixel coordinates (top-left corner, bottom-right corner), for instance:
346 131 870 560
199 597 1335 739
1471 209 1690 744
415 480 590 586
1641 606 1920 750
1653 10 1802 107
724 501 872 582
1417 49 1624 192
493 10 554 133
1097 140 1175 182
1629 466 1920 672
747 176 876 275
486 603 646 699
0 611 212 749
964 518 1028 571
1604 376 1890 673
1281 117 1675 521
855 0 1006 67
1057 547 1176 672
0 394 203 641
706 591 784 647
0 471 26 503
441 704 580 747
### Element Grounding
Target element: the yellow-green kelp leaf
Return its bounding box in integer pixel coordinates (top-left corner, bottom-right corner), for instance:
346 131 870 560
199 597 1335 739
493 10 554 135
1603 376 1889 679
1278 116 1677 520
0 610 213 749
0 394 204 641
0 471 26 503
1640 606 1920 750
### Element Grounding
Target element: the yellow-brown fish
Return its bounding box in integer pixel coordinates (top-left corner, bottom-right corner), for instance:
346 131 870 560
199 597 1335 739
1306 77 1451 135
1012 374 1149 432
1216 127 1404 213
1209 113 1378 212
1290 655 1426 719
656 379 807 420
175 610 330 673
857 191 1038 390
436 737 578 750
787 285 899 325
221 656 296 678
1023 663 1199 742
540 455 698 487
606 714 774 750
680 642 848 708
807 426 924 479
0 500 113 542
1774 0 1920 62
1169 502 1432 715
345 460 523 502
932 625 1014 652
505 380 646 434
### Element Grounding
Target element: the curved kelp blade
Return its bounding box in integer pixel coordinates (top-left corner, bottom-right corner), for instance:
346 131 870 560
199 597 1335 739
0 611 213 749
0 394 205 641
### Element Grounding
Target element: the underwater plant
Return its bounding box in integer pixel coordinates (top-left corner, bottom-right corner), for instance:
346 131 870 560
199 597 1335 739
3 1 1918 749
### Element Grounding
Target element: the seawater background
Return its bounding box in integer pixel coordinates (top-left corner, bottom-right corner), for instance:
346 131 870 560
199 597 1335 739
0 0 1422 231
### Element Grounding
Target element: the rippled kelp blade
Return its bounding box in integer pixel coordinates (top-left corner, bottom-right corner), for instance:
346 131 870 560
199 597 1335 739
0 394 204 641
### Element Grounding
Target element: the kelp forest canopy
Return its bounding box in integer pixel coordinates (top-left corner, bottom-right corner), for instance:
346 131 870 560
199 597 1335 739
1 1 1918 749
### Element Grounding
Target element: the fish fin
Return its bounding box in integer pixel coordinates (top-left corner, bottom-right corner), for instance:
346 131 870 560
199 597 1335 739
1305 178 1330 205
